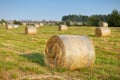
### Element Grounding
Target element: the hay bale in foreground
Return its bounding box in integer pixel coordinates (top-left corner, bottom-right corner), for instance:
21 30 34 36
6 24 14 30
59 25 67 31
25 26 37 35
99 22 108 27
95 27 111 37
45 35 95 70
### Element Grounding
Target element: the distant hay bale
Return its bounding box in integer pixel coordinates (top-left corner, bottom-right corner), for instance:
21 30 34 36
6 24 14 30
95 27 111 37
2 23 6 26
23 23 26 26
13 25 19 28
59 25 67 31
45 35 95 70
99 22 108 27
34 24 40 28
25 26 37 35
39 23 44 26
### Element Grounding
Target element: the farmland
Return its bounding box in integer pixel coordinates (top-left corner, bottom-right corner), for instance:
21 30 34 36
0 26 120 80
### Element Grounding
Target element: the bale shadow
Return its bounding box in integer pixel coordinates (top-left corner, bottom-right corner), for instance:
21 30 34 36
21 53 45 66
88 35 95 37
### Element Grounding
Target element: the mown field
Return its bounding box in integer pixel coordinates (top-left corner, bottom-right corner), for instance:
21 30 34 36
0 25 120 80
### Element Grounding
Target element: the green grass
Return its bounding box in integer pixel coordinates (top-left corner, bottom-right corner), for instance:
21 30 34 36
0 26 120 80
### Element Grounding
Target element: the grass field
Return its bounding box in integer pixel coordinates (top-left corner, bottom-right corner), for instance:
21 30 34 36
0 25 120 80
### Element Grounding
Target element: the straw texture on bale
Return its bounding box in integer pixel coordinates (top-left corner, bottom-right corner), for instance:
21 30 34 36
25 26 37 35
99 22 108 27
6 24 14 30
95 27 111 37
59 25 67 31
45 35 95 70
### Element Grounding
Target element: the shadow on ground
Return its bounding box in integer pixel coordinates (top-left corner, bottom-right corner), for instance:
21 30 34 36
88 35 95 37
21 53 45 66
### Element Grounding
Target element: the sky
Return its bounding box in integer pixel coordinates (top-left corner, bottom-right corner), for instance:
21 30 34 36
0 0 120 21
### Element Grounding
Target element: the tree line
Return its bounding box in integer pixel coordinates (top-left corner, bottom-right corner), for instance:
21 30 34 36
62 9 120 27
0 19 22 25
0 9 120 27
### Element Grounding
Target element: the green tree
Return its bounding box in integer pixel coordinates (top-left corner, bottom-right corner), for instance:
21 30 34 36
13 20 22 25
88 15 100 26
0 19 6 23
62 14 89 22
108 9 120 27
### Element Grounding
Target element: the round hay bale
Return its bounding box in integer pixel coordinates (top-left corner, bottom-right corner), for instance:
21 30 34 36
99 22 108 27
6 24 14 30
23 23 26 26
45 35 95 70
13 25 19 28
95 27 111 37
59 25 67 31
25 26 37 35
2 23 6 26
35 24 40 28
39 23 44 26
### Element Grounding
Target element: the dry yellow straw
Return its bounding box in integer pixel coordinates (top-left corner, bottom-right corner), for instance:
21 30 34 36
13 25 19 28
58 25 67 31
99 22 108 27
25 26 37 35
95 27 111 37
34 24 40 28
6 24 14 30
45 35 95 70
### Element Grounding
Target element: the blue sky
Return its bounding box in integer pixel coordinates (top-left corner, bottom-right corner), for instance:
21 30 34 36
0 0 120 21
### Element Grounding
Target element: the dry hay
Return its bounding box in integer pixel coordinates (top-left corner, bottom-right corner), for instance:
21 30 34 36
13 25 19 28
99 22 108 27
20 74 80 80
22 23 26 25
45 35 95 70
40 23 44 26
59 25 67 31
2 23 6 26
34 24 40 28
6 24 14 30
21 75 66 80
95 27 111 37
25 26 37 35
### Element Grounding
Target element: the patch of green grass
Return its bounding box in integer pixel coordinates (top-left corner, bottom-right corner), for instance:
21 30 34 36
19 66 44 74
10 73 18 79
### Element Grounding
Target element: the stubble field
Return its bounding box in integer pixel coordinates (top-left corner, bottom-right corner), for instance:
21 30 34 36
0 25 120 80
